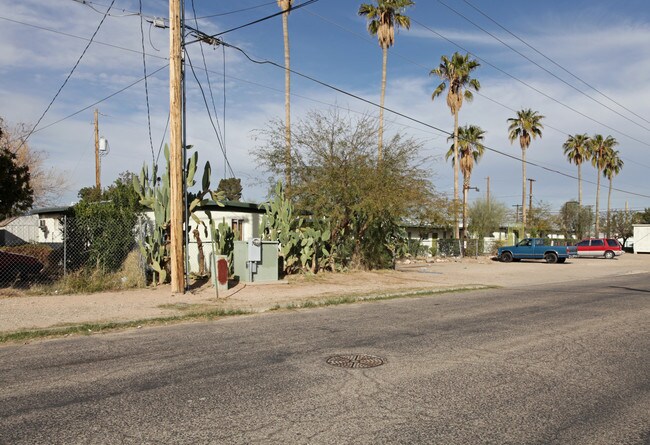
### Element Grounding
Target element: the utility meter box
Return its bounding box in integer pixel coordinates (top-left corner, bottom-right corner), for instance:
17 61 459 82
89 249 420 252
233 239 279 283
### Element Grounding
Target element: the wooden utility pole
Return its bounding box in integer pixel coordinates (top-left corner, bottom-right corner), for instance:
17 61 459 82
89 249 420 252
94 109 100 190
169 0 184 294
528 178 535 218
486 176 490 212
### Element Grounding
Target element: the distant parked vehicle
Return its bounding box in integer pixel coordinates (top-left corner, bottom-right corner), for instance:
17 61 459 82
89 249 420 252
497 238 577 264
0 251 44 282
574 238 624 259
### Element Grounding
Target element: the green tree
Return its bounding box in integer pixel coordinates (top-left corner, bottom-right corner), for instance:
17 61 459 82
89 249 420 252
589 134 618 236
217 178 243 201
446 124 485 238
431 52 481 238
526 201 554 237
359 0 413 162
638 208 650 224
557 200 593 240
603 148 623 237
0 147 33 219
609 209 636 246
254 108 438 269
277 0 293 196
69 172 144 272
507 108 544 234
468 197 507 238
562 133 591 206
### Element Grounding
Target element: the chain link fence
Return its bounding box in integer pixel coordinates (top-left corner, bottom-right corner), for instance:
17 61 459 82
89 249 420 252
0 215 147 291
435 238 481 258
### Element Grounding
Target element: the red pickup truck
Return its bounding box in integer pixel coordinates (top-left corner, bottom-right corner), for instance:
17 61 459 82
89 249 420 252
574 238 623 259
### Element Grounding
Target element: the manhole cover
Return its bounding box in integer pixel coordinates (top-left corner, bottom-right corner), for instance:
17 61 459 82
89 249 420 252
326 354 386 369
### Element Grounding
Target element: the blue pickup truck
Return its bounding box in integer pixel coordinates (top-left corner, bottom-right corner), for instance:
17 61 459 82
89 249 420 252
497 238 577 264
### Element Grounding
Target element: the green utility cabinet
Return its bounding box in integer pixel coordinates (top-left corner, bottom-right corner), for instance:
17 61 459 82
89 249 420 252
233 239 279 283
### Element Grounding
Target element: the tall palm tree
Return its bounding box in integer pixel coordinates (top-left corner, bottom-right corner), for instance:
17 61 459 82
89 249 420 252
507 109 544 235
446 125 485 239
562 133 591 206
278 0 293 196
603 148 623 237
431 52 481 239
359 0 413 162
589 134 618 236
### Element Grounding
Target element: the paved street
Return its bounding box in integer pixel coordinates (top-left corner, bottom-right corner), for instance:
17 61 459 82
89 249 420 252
1 273 648 444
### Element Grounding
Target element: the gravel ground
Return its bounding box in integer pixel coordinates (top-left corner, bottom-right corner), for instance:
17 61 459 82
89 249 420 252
1 254 648 333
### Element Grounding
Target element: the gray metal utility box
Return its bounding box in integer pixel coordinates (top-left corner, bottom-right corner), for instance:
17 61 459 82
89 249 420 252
233 239 279 283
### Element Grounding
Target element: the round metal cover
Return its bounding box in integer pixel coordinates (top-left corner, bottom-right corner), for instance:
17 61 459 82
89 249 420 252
326 354 386 369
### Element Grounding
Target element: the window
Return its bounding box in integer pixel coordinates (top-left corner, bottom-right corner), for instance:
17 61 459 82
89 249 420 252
231 219 244 240
576 240 590 247
606 239 619 247
591 239 604 247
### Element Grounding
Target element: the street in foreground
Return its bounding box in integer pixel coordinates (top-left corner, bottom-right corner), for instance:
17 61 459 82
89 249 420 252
1 274 648 444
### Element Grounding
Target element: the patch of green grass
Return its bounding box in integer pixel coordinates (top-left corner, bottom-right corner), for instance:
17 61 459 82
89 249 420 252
272 285 496 311
0 307 251 344
157 302 214 312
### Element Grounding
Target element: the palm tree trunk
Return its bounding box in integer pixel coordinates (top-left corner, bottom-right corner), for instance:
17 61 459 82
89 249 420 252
521 147 527 235
607 177 613 238
462 176 469 240
453 111 459 239
577 163 582 206
595 168 601 236
378 45 387 162
282 10 291 197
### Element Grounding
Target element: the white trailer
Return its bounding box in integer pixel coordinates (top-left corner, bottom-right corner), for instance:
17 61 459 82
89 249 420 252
632 224 650 253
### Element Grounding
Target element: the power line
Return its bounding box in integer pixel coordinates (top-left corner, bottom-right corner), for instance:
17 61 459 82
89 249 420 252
302 8 650 171
436 0 650 133
190 0 227 171
461 0 650 126
184 0 320 45
410 17 650 150
14 0 116 153
30 65 168 135
0 15 168 62
185 50 235 178
139 0 155 165
194 1 277 20
216 39 650 199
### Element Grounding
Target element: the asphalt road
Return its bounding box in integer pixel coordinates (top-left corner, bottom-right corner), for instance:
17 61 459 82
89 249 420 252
1 273 649 445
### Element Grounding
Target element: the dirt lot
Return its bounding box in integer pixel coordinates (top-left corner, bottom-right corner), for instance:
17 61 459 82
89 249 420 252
1 254 648 333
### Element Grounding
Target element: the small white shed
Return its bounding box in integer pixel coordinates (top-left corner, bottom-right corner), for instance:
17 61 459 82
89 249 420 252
632 224 650 253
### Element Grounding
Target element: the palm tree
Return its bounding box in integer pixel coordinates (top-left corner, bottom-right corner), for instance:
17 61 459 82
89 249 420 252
431 52 481 239
603 148 623 237
359 0 413 162
562 133 591 206
446 125 485 239
589 134 618 236
507 109 544 235
278 0 293 196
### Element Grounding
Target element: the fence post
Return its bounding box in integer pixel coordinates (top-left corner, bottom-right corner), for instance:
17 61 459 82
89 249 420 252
63 215 67 276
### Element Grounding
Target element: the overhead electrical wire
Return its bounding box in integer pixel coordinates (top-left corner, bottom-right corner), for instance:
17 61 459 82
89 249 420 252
213 39 650 199
184 0 320 45
10 2 648 200
139 0 156 165
30 65 168 135
436 0 650 133
185 50 235 178
410 17 650 150
13 0 116 153
302 9 650 171
190 0 228 175
461 0 650 126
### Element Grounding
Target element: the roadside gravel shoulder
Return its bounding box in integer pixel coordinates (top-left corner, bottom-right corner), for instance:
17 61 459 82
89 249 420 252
1 254 648 335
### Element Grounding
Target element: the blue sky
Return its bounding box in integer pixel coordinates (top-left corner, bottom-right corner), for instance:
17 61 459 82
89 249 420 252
1 0 650 214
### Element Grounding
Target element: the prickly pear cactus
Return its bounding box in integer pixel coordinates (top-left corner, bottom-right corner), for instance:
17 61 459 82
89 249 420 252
133 144 225 284
261 182 332 274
